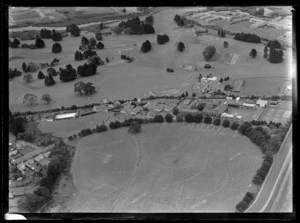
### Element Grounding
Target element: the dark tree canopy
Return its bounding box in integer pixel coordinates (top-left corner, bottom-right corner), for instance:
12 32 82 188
59 64 77 82
77 63 97 77
268 48 284 63
52 30 63 41
67 24 81 37
38 71 45 79
52 42 62 53
203 45 216 61
157 34 169 45
267 40 282 49
128 121 142 134
177 42 185 52
141 40 152 53
11 38 21 48
74 51 84 61
234 32 261 43
96 41 104 49
35 38 45 48
44 75 56 86
249 48 257 58
165 113 174 122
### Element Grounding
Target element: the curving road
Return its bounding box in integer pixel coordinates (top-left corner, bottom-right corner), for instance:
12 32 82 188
246 125 292 212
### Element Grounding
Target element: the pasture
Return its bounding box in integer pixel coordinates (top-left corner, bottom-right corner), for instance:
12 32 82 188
9 8 292 114
70 123 262 212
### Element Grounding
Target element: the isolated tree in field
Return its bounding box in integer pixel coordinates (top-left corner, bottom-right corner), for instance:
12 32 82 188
230 121 240 130
263 45 268 58
222 119 230 128
165 113 174 123
157 34 169 45
172 107 179 116
59 64 77 82
41 94 53 104
223 41 228 48
35 38 45 48
52 42 62 53
177 42 185 52
203 45 216 61
44 74 56 86
128 121 142 134
74 81 86 95
23 93 38 106
194 113 203 123
192 93 196 97
83 82 96 95
219 78 223 83
141 40 151 53
95 32 102 41
11 38 21 48
213 117 221 126
249 48 257 58
96 41 104 49
67 24 81 37
47 67 57 76
23 73 33 83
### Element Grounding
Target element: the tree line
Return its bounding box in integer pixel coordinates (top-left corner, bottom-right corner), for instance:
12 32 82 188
118 16 155 35
234 32 261 43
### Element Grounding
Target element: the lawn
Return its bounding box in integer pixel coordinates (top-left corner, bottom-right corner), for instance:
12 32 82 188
70 123 262 212
37 111 107 138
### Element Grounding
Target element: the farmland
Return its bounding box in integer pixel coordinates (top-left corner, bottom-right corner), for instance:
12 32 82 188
69 123 262 212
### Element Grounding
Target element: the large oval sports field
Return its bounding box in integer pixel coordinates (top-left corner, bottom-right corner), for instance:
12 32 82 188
70 122 262 212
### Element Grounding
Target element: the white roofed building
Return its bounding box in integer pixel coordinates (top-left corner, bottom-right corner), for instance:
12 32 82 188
256 99 268 108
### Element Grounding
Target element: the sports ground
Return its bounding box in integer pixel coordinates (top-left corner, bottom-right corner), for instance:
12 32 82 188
70 123 262 212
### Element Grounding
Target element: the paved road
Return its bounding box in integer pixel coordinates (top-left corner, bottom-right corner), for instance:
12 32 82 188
246 125 292 212
14 143 55 164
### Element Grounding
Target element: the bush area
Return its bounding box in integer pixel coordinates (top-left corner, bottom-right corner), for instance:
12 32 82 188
234 32 261 43
9 68 22 79
157 34 169 45
21 140 74 212
118 17 155 35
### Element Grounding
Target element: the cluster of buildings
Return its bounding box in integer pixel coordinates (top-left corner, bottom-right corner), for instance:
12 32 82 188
249 16 292 31
190 10 250 24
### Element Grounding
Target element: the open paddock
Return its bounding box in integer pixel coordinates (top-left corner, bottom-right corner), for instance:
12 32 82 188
259 100 292 124
37 111 107 138
70 123 262 212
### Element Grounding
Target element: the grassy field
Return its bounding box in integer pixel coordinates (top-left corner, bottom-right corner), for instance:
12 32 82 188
37 111 107 138
68 123 262 212
9 8 292 113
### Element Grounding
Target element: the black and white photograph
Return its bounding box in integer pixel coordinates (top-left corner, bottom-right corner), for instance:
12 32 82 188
5 4 295 219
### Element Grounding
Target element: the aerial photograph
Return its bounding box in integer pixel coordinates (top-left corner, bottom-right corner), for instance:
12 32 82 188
8 6 293 215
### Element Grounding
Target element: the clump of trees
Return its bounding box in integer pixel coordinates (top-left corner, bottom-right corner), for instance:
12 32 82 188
234 32 261 43
224 84 233 91
266 40 282 49
40 28 63 41
96 124 108 133
118 17 155 35
174 14 185 26
128 121 142 134
177 42 185 52
74 81 96 96
10 38 21 48
52 43 62 53
59 64 77 82
145 15 154 25
66 24 81 37
217 29 226 37
9 68 22 79
141 40 152 53
157 34 169 45
44 74 56 86
203 45 216 61
121 54 134 63
77 63 97 77
96 41 104 49
22 62 38 73
268 47 284 63
235 192 255 212
88 55 104 66
9 109 26 136
249 48 257 58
